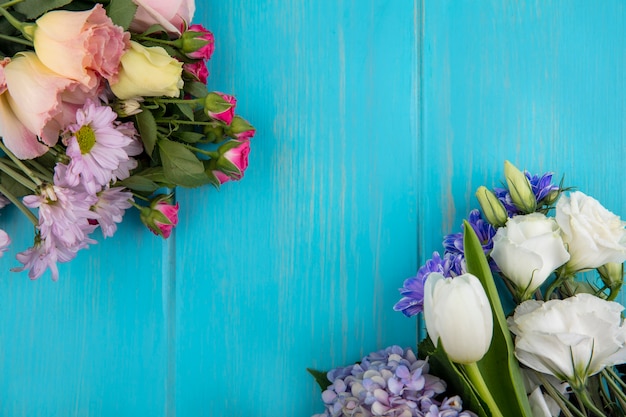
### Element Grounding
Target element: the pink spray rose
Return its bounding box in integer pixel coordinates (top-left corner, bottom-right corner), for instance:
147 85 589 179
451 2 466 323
205 92 236 125
213 140 251 184
183 61 208 84
139 198 180 239
181 24 215 60
33 4 130 89
130 0 195 36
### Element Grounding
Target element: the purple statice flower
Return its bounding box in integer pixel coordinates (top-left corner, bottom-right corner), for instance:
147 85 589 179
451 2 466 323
394 252 458 317
91 187 134 238
314 346 476 417
64 100 136 194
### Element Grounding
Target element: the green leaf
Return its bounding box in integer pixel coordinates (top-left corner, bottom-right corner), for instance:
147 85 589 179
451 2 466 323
306 368 332 392
158 139 211 188
118 175 159 192
135 108 158 157
184 81 209 99
137 167 174 187
13 0 73 19
463 222 533 417
105 0 138 30
176 103 195 121
418 337 489 417
173 131 204 143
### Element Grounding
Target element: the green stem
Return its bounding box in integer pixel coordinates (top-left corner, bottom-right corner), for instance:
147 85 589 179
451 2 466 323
133 35 178 47
575 387 608 417
462 362 504 417
544 270 572 300
536 373 584 417
0 32 32 47
0 183 37 225
180 142 218 158
0 159 37 191
602 369 626 410
24 159 53 182
0 142 42 186
149 98 202 105
154 119 216 126
0 0 27 8
0 6 34 41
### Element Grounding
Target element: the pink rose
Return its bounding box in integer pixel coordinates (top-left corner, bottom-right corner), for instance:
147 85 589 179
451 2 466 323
0 57 48 159
130 0 195 36
183 61 208 84
213 140 251 184
34 4 130 89
139 198 180 239
204 92 236 125
227 116 255 141
2 53 97 158
181 24 215 60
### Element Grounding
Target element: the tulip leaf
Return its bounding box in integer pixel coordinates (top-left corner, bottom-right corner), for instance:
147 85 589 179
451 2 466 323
418 337 489 417
158 139 212 188
105 0 138 30
136 108 158 157
13 0 72 19
306 368 332 392
463 221 533 417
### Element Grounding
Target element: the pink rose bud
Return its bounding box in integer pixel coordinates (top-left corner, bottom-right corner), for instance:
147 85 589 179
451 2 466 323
213 140 251 184
181 24 215 60
226 116 255 140
139 196 179 239
183 60 209 84
204 92 236 125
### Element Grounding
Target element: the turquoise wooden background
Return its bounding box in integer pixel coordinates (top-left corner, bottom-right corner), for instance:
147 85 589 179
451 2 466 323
0 1 625 416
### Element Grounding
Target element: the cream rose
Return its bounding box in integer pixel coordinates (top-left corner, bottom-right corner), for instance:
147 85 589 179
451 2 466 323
130 0 195 35
110 41 183 100
555 191 626 273
491 213 570 300
33 4 129 89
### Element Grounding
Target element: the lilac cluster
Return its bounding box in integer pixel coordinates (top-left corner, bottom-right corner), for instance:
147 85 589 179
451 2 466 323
313 346 476 417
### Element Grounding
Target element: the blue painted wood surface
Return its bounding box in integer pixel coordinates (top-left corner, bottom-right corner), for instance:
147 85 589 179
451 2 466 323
0 1 625 416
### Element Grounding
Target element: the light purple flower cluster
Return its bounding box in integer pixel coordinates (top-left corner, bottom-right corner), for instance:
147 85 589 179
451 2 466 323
313 346 476 417
11 100 138 280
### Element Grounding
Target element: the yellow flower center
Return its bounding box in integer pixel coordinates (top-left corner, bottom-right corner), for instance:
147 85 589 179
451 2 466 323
76 125 96 154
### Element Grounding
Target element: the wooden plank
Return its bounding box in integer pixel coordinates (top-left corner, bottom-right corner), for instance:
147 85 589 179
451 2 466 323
176 1 421 415
421 0 626 321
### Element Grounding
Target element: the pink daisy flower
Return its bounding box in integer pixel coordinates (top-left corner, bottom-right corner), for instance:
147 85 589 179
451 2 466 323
91 187 134 238
65 100 135 193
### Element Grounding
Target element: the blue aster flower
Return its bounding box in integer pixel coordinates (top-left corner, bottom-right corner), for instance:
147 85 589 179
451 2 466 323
393 252 457 317
494 171 560 217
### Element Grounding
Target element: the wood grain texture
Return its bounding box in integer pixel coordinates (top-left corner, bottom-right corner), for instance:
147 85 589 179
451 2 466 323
0 1 624 416
176 1 420 416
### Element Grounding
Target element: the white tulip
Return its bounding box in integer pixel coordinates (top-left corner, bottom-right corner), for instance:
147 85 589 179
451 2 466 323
423 273 493 364
508 294 626 388
556 191 626 273
490 213 570 299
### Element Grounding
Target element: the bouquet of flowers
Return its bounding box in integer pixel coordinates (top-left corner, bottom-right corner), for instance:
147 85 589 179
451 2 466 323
394 161 626 417
0 0 254 280
312 161 626 417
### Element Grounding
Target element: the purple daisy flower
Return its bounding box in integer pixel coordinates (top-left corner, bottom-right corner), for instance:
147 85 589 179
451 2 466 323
91 187 134 238
65 100 136 194
394 252 458 317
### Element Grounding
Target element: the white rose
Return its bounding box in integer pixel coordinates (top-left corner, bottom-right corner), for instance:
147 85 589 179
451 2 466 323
423 273 493 364
508 294 626 387
491 213 570 300
556 191 626 273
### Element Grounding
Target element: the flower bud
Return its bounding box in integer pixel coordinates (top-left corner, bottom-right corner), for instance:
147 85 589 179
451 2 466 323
504 160 536 213
211 140 251 184
598 262 624 290
203 123 226 143
475 186 508 227
204 92 236 124
226 116 255 140
112 98 143 117
139 194 179 239
423 273 493 364
180 24 215 60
